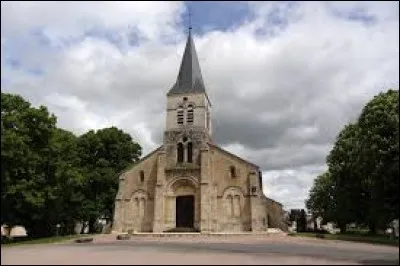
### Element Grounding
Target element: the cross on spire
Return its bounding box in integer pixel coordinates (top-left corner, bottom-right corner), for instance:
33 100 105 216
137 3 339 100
188 5 192 32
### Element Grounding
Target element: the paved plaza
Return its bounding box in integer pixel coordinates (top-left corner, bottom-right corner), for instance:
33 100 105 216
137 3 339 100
1 234 399 265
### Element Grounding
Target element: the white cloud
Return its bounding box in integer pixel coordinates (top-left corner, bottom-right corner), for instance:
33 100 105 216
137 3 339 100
1 1 398 210
1 1 185 41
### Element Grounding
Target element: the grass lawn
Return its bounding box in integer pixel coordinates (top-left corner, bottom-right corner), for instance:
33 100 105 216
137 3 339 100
290 232 399 246
1 234 95 247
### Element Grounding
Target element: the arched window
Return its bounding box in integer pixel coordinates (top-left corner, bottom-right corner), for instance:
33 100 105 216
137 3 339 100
139 171 144 183
230 166 236 178
177 105 184 125
177 143 184 163
186 104 194 124
187 142 193 163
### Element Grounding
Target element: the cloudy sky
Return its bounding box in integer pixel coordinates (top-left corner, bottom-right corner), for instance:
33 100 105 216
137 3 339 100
1 1 399 211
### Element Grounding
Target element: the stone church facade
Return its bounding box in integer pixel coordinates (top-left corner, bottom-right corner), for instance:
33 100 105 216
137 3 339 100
113 30 284 233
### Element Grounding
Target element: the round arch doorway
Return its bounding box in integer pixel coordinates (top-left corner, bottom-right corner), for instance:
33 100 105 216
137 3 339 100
165 177 199 232
175 195 194 228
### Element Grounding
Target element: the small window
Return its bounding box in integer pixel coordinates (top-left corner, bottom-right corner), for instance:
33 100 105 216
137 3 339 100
183 97 188 101
230 166 236 178
139 171 144 183
251 186 257 193
182 136 188 143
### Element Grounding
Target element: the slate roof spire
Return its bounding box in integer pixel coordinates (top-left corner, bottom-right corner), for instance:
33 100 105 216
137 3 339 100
167 27 207 96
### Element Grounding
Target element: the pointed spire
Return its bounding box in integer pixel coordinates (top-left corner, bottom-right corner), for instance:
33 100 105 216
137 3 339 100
167 28 206 96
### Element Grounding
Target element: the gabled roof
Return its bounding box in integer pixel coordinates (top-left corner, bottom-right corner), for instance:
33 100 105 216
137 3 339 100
167 30 207 96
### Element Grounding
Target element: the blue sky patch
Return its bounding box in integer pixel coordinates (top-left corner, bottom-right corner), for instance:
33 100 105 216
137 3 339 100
5 58 20 69
254 1 300 39
326 2 377 26
31 27 52 47
182 1 255 35
27 68 44 76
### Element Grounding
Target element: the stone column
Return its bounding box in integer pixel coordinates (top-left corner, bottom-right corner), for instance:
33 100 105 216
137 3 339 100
200 147 211 232
249 170 263 232
210 184 218 232
153 151 166 233
112 200 122 233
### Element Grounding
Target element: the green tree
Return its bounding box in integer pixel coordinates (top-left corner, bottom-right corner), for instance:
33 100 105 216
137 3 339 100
1 93 144 237
326 123 366 232
46 128 86 235
77 127 142 232
357 89 399 233
307 89 399 234
305 171 336 224
288 209 307 232
1 92 57 237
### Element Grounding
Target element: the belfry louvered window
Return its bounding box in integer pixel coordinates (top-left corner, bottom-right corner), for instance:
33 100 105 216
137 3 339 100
177 105 184 125
187 104 194 124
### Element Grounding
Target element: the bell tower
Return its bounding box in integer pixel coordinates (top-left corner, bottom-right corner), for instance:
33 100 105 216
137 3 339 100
164 28 212 169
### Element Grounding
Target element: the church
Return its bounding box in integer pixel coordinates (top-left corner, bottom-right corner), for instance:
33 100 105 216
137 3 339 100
112 29 285 233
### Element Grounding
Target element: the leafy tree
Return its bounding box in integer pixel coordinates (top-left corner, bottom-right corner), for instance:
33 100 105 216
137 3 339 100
1 93 57 237
77 127 142 232
297 209 307 232
305 171 336 224
357 89 399 233
326 123 366 232
306 89 399 234
46 128 86 235
288 209 307 232
1 92 143 237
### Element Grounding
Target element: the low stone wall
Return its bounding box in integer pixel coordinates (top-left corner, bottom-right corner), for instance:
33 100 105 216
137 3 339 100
265 198 288 232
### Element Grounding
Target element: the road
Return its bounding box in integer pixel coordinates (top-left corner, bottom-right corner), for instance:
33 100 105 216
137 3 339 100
1 234 399 265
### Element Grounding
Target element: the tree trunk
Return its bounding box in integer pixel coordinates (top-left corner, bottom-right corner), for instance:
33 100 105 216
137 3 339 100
64 221 75 235
88 217 97 234
80 221 86 234
4 225 12 238
369 222 377 235
338 221 347 233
